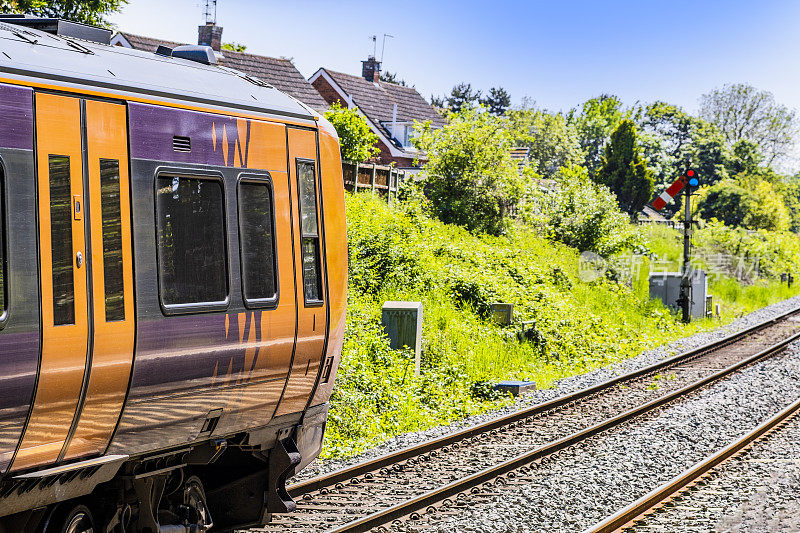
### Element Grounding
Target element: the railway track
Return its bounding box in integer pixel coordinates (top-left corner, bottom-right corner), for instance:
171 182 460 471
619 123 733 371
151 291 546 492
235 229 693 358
585 392 800 532
255 308 800 533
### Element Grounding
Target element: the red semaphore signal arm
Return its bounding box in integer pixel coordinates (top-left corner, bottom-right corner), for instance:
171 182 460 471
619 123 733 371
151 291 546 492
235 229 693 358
652 177 687 211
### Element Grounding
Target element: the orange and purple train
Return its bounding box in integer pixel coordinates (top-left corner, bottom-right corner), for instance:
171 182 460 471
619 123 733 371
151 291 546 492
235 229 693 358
0 15 346 532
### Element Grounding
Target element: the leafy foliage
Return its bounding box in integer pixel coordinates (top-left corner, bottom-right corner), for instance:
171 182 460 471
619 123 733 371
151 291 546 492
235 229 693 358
325 194 797 457
323 102 380 163
480 87 512 116
380 71 408 86
637 102 730 193
414 106 523 235
0 0 127 27
529 165 642 255
444 82 481 113
595 120 654 216
700 83 798 165
221 42 247 52
696 178 790 231
570 94 627 175
507 105 584 179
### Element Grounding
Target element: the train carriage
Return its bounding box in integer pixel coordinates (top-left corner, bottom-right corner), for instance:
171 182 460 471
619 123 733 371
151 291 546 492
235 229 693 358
0 15 347 532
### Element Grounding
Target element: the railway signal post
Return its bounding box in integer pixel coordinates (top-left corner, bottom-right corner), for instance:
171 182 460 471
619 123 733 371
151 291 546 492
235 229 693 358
679 170 699 323
651 169 699 323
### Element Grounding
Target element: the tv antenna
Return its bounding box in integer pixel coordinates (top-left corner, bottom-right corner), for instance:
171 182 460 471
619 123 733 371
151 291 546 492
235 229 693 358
369 35 377 58
203 0 217 24
381 33 394 63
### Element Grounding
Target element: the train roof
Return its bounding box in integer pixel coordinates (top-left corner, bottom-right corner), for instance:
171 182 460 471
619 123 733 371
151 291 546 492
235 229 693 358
0 18 317 121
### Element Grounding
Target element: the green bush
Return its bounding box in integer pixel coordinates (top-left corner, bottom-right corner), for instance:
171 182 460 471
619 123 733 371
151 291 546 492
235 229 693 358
528 165 642 256
324 102 380 163
414 106 523 235
696 177 790 231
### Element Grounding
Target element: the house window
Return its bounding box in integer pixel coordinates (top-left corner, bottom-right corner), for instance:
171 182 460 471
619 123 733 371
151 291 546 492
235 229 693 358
156 174 228 309
296 160 322 303
238 178 278 306
383 122 415 148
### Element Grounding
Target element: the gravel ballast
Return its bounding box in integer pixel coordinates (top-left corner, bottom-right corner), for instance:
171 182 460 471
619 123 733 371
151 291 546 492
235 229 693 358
396 336 800 532
631 406 800 532
293 296 800 482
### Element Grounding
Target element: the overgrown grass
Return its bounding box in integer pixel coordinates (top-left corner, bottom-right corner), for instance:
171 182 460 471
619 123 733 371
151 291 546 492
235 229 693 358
322 194 800 458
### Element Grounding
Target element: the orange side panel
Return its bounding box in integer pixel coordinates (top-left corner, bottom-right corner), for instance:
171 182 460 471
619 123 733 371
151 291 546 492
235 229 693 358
63 100 135 461
275 127 327 417
13 94 88 471
312 129 347 406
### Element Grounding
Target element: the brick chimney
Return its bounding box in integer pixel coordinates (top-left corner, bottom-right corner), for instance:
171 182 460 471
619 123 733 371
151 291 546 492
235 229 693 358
198 22 223 52
361 56 381 82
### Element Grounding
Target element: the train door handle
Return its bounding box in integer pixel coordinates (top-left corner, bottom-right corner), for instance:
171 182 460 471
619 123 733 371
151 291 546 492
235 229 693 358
76 251 84 268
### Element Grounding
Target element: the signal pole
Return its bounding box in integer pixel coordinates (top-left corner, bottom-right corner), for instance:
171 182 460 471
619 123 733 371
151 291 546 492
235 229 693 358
680 186 692 323
679 169 698 323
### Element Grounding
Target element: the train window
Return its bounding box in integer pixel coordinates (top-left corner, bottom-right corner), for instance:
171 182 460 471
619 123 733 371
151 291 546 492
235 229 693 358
0 164 5 316
49 155 75 326
156 175 228 309
238 179 278 305
296 160 322 303
100 159 125 321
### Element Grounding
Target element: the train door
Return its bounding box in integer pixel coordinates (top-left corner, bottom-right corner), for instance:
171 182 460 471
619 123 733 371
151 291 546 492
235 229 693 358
11 94 135 471
274 127 328 416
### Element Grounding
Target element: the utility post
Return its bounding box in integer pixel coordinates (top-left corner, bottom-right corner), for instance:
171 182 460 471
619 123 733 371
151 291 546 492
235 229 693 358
679 169 699 323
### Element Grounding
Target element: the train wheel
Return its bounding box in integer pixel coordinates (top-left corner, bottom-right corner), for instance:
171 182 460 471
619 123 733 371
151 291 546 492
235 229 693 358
183 476 212 529
42 503 95 533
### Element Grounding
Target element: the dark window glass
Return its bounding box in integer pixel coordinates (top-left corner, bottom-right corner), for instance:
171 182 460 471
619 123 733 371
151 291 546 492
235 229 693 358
0 165 5 314
296 161 322 302
100 159 125 321
156 175 227 307
239 181 277 303
297 161 318 237
49 155 75 326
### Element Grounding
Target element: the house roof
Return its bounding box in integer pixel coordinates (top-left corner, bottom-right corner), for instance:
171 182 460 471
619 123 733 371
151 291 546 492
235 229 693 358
320 69 445 129
114 32 328 111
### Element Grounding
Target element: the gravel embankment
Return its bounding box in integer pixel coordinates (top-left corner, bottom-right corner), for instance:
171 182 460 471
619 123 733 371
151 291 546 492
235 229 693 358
631 407 800 532
398 338 800 532
293 296 800 482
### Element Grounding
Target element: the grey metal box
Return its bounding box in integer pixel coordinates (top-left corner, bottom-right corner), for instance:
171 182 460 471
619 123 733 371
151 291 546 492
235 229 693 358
381 301 423 375
649 271 708 319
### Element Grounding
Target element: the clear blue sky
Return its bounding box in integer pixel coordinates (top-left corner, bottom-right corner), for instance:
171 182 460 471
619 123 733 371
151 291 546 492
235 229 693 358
110 0 800 114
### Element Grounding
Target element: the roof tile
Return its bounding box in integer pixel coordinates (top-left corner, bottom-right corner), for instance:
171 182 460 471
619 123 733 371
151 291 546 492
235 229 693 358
117 32 328 111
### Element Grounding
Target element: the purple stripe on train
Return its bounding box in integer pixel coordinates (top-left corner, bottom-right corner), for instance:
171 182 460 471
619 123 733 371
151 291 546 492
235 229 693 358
0 83 33 151
129 103 251 167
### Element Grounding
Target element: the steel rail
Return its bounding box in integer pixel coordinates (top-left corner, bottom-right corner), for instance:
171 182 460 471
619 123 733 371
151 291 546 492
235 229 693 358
290 307 800 497
584 394 800 533
325 329 800 533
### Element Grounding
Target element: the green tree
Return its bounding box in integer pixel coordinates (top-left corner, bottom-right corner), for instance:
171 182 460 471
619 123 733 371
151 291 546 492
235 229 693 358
696 177 790 231
728 139 763 175
480 87 511 116
699 83 798 165
570 95 627 175
414 106 523 235
323 102 379 163
595 120 654 216
445 82 481 113
380 71 408 86
221 42 247 52
637 102 730 194
0 0 127 27
507 106 584 179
